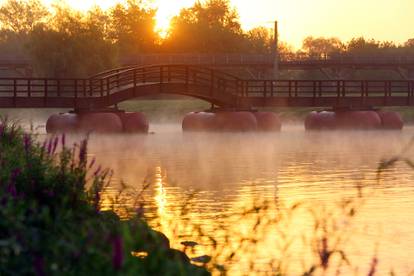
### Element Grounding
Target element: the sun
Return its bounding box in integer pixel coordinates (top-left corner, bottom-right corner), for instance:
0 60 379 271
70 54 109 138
153 0 195 38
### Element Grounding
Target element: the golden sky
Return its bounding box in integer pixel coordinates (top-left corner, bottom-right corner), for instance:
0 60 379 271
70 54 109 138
4 0 414 48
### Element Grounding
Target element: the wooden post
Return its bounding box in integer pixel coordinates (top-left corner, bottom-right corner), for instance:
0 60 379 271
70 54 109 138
13 79 17 107
57 79 61 97
44 79 48 107
28 79 31 97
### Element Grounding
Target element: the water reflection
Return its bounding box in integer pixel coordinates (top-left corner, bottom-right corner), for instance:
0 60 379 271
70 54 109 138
88 125 414 275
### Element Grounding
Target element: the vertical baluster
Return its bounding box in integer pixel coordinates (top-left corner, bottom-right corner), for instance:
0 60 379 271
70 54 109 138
361 81 364 98
74 79 78 100
44 79 48 106
28 79 31 97
13 79 17 98
57 79 61 97
134 70 137 92
337 80 341 98
294 81 298 97
106 78 110 97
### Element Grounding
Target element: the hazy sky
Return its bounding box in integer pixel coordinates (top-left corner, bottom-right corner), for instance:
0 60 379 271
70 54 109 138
3 0 413 48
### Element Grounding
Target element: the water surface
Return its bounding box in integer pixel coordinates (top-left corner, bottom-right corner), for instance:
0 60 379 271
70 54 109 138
86 125 414 275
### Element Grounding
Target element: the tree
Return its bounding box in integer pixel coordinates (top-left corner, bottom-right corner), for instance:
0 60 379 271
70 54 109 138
245 27 273 54
346 37 381 53
108 0 157 55
164 0 244 53
404 38 414 48
28 4 116 77
0 0 49 33
302 36 344 58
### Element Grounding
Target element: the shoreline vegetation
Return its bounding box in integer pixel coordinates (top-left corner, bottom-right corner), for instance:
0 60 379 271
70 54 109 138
0 0 413 79
0 121 209 275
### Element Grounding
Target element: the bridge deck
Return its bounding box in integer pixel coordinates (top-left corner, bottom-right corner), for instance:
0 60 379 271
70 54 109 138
0 65 413 109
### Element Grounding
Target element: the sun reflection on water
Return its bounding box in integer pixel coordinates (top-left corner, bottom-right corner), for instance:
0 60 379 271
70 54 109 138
91 128 414 275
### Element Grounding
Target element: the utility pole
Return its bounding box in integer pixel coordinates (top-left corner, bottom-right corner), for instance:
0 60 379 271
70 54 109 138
273 20 279 79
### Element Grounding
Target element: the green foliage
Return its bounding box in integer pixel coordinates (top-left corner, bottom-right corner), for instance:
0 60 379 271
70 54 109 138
165 0 246 53
0 121 209 275
109 0 158 55
28 4 116 77
0 0 48 34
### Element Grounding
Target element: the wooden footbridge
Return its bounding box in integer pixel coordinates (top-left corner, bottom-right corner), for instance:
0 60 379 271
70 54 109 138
0 65 413 109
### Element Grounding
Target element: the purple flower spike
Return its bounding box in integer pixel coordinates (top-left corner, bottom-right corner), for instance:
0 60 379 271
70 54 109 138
52 136 59 155
88 158 96 169
61 134 66 148
79 139 88 166
47 139 53 155
8 168 21 198
112 235 124 270
24 134 31 154
33 255 45 276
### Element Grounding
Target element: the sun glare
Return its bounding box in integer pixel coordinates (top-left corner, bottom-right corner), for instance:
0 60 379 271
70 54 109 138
154 0 195 38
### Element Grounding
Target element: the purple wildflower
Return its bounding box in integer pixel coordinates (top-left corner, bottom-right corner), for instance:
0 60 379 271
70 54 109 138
33 255 45 276
112 235 124 270
61 134 66 148
367 257 378 276
41 140 47 154
79 139 88 166
94 165 102 176
24 134 31 154
52 136 59 155
7 168 21 198
88 157 96 169
136 203 145 217
47 139 53 155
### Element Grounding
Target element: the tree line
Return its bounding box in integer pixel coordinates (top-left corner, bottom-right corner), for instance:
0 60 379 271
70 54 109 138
0 0 274 77
0 0 413 77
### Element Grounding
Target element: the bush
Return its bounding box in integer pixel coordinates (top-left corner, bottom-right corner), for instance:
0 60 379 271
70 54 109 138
0 121 208 275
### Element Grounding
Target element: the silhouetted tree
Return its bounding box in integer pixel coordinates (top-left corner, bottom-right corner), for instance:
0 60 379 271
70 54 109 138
108 0 157 55
164 0 244 53
0 0 48 34
245 27 273 54
28 4 115 77
302 36 344 58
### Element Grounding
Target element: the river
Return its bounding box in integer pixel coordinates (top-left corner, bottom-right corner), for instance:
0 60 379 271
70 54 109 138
85 124 414 275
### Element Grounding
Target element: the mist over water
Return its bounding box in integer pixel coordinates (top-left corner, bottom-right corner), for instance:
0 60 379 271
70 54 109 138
77 124 414 275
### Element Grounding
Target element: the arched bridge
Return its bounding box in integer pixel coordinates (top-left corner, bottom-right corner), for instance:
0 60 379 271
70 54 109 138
0 65 414 109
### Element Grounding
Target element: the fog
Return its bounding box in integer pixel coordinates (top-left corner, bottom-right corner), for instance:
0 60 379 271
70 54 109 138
2 106 414 275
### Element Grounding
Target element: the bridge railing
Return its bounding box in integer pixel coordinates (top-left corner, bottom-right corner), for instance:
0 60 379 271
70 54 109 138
0 78 96 98
241 80 414 99
95 65 242 98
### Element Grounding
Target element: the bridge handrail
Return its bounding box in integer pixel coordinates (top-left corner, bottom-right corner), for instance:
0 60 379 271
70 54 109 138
1 64 414 109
